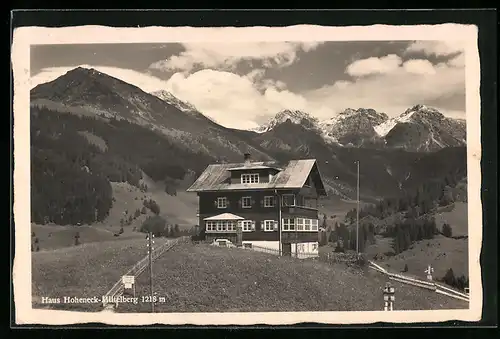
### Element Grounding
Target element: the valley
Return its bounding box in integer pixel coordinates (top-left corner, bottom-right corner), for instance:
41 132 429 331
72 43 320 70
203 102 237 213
28 66 470 311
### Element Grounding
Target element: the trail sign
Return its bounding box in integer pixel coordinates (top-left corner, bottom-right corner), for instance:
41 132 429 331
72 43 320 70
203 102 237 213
425 265 434 281
122 275 135 289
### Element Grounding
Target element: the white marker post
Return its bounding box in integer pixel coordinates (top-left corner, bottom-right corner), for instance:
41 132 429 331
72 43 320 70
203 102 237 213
146 232 155 313
383 282 395 311
425 265 434 281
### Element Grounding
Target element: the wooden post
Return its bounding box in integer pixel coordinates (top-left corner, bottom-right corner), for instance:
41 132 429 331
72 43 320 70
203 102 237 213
293 222 299 258
276 191 282 256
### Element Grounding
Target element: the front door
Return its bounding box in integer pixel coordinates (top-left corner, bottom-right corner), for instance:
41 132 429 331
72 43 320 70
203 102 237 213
282 243 292 256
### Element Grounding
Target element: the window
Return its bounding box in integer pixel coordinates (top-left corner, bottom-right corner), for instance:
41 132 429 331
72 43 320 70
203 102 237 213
206 220 237 232
296 218 304 231
304 219 311 231
280 218 319 232
311 219 318 231
264 220 276 232
281 194 295 206
241 196 252 208
241 173 259 184
264 196 275 207
206 221 216 232
242 220 254 232
217 197 227 209
227 221 236 231
282 218 295 231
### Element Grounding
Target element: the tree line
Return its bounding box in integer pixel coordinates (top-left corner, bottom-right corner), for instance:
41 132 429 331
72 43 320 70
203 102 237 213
140 215 195 238
320 214 376 253
30 106 214 225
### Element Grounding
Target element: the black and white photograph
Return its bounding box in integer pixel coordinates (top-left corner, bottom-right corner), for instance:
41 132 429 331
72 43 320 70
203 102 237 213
12 23 482 325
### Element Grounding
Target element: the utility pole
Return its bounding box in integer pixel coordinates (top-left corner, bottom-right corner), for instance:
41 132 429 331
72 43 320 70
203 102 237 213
356 160 360 254
147 231 155 313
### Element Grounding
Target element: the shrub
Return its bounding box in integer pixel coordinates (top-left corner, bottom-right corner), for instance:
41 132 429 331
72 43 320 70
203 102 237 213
334 241 345 253
355 253 368 268
74 232 80 246
141 215 167 237
442 223 453 237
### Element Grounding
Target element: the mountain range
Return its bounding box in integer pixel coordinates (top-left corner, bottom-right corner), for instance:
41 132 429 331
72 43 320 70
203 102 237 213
30 66 467 203
255 106 466 152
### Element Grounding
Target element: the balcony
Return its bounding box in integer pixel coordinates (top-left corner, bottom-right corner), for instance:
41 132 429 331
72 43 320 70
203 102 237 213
280 205 318 219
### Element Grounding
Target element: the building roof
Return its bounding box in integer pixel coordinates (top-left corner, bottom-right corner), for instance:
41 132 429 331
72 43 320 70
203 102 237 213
186 159 327 195
204 213 245 221
227 165 282 171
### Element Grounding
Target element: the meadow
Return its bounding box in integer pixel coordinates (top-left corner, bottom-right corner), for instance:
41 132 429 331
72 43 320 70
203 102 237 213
31 237 168 311
117 242 468 313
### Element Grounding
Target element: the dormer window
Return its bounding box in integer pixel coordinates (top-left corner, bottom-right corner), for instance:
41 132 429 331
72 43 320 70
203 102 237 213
241 173 259 184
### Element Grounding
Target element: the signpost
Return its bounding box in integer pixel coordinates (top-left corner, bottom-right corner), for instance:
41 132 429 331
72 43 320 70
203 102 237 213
383 282 395 311
425 265 434 281
122 275 136 298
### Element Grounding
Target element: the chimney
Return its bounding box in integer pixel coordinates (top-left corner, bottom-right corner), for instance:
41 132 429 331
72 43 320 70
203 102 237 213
243 153 252 166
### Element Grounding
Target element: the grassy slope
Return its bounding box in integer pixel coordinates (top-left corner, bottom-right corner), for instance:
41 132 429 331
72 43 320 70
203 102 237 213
139 172 198 228
31 237 168 311
118 243 467 313
379 235 468 279
30 223 145 251
434 202 468 237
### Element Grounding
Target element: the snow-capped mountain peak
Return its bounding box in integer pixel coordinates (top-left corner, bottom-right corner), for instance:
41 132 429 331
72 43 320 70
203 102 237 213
253 109 319 133
374 104 446 137
151 90 199 114
318 108 389 146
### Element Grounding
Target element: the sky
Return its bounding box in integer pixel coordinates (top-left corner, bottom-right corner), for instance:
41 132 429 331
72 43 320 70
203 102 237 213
30 40 466 130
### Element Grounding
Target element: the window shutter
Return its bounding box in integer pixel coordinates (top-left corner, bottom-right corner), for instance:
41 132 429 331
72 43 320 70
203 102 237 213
214 199 218 207
226 199 231 208
251 197 256 207
251 221 256 231
274 221 278 230
238 198 242 208
260 198 264 207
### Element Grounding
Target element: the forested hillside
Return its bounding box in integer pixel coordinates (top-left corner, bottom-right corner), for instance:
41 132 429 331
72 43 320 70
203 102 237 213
31 106 214 225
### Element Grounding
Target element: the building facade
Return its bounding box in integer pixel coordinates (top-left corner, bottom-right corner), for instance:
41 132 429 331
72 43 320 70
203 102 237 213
186 154 328 258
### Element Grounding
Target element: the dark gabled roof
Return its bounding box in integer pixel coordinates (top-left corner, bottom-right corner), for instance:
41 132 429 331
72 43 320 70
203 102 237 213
186 159 327 195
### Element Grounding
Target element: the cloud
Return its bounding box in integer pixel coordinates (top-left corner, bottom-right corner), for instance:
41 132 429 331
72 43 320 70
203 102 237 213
163 69 318 129
30 44 466 131
405 40 464 57
305 55 465 119
149 41 324 72
447 53 465 68
403 59 436 75
346 54 402 77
